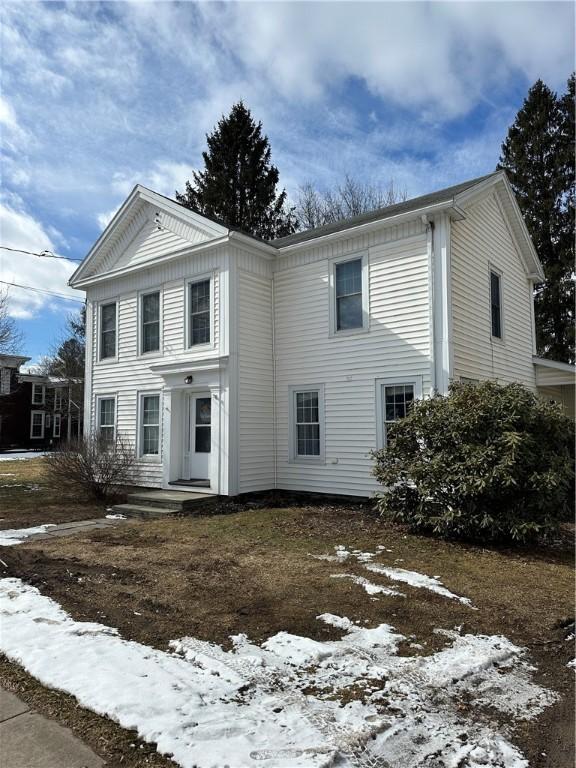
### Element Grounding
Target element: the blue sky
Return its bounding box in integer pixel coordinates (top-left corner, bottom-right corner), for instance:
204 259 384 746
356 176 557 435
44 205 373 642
1 0 573 366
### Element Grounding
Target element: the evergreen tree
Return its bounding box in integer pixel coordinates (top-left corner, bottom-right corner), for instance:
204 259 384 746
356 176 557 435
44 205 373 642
498 77 575 363
176 102 295 240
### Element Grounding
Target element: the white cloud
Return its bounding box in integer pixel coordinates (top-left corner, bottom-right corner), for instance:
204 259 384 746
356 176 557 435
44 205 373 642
204 2 574 119
0 198 80 319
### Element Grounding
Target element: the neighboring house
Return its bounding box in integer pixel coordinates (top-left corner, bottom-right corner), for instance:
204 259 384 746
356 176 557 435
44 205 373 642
0 355 80 450
69 171 575 497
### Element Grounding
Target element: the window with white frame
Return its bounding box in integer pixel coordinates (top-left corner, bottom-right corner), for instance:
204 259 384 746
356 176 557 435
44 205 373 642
139 394 160 456
53 413 61 438
490 270 502 339
54 388 62 410
330 254 368 334
100 302 117 359
30 411 44 439
141 291 160 354
377 378 422 448
290 386 325 461
97 397 116 445
32 383 45 405
45 413 52 429
188 279 211 346
0 368 10 395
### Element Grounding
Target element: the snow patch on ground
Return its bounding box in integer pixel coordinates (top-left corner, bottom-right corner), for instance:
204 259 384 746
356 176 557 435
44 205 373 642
106 514 127 520
0 525 56 546
0 577 556 768
366 563 475 607
331 573 405 597
567 658 576 670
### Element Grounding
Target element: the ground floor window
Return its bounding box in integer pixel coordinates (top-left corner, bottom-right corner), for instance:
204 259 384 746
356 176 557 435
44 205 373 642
97 397 116 446
376 377 422 448
289 385 325 462
30 411 44 439
53 414 61 438
140 393 160 456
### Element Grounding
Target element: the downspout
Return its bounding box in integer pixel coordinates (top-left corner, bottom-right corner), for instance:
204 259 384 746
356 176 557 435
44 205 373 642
271 278 278 490
426 218 436 393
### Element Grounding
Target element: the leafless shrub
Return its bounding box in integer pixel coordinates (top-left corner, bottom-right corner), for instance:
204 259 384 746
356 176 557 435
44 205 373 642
44 433 137 500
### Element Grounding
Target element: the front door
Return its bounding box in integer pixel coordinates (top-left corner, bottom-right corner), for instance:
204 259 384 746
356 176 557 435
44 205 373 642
188 394 211 481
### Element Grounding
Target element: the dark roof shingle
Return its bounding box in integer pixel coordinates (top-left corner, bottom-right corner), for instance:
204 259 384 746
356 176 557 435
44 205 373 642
272 171 501 249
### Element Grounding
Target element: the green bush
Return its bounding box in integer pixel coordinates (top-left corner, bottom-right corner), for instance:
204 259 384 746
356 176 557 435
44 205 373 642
373 381 574 543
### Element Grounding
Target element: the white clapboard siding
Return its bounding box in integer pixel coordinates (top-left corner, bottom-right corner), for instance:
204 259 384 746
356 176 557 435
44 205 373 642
451 193 536 388
88 247 227 487
273 227 432 496
92 201 218 277
237 270 275 492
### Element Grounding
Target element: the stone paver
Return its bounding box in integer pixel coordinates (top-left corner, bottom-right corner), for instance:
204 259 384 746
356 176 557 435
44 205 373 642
0 687 104 768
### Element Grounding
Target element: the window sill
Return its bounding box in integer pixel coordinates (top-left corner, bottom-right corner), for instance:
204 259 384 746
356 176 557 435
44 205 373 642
329 325 370 340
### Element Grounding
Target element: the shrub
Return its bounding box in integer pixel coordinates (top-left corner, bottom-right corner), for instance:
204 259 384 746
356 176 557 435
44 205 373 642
44 433 137 500
373 381 574 543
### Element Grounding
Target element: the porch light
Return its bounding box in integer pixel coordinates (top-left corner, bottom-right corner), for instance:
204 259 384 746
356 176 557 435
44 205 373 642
184 375 194 384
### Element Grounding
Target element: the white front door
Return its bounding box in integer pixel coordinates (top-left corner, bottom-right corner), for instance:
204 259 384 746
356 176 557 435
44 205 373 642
188 394 212 480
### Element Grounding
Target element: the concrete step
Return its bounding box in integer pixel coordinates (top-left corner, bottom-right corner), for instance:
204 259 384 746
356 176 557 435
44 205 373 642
126 490 212 511
111 504 174 520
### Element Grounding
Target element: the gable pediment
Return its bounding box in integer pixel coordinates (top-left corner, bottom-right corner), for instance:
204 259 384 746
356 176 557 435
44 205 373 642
71 186 229 286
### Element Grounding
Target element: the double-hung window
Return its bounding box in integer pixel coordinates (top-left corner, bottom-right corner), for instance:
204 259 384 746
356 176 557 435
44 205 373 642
0 368 10 395
54 388 62 411
140 394 160 457
53 414 61 438
490 270 502 339
98 397 116 446
100 302 117 359
290 386 325 461
30 411 44 439
141 291 160 354
377 378 422 447
331 254 368 334
32 383 45 405
188 278 211 347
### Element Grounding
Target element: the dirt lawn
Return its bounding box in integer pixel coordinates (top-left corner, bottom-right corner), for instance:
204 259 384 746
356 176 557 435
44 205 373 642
0 459 574 767
0 457 111 528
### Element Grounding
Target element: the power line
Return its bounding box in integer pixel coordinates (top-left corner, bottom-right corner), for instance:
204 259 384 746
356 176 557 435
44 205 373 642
0 245 83 262
0 280 85 303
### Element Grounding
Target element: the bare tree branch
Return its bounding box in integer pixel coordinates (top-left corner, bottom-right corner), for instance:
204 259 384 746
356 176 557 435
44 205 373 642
294 175 408 231
0 288 24 354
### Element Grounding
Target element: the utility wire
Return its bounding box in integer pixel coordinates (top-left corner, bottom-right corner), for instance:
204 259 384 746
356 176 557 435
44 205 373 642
0 245 83 262
0 280 85 303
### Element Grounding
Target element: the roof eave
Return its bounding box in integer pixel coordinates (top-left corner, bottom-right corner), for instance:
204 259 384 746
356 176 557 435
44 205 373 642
275 200 461 254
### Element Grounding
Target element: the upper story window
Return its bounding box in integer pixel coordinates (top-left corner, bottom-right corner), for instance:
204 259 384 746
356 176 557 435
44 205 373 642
189 278 211 347
330 253 369 335
100 302 117 359
54 388 63 411
490 270 502 339
289 385 325 462
97 396 116 446
141 291 160 354
32 383 45 405
0 368 10 395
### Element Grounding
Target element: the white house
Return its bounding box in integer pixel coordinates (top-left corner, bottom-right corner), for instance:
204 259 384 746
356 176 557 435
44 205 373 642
69 171 575 498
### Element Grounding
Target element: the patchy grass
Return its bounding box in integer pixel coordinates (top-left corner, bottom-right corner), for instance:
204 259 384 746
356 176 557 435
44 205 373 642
0 470 574 767
0 457 109 529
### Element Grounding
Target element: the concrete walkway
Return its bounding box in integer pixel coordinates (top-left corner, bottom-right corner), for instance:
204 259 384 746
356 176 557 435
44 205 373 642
24 516 129 542
0 686 104 767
